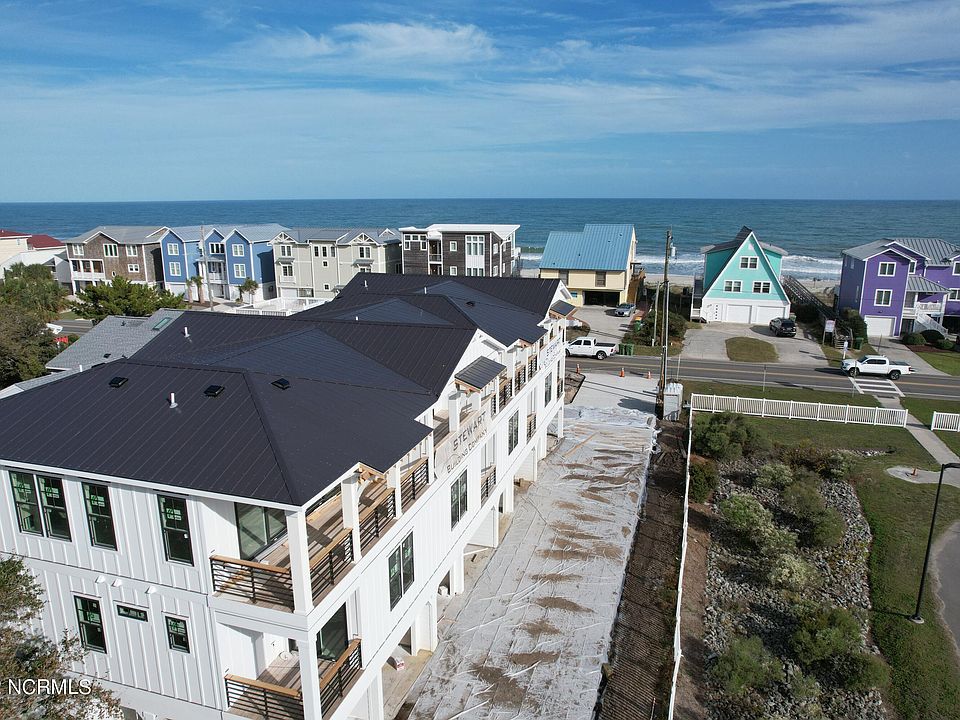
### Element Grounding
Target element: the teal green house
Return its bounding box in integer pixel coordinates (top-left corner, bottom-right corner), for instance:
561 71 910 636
692 226 791 324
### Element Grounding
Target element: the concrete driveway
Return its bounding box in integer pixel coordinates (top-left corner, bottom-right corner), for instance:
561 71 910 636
866 338 947 376
682 322 831 366
573 305 636 343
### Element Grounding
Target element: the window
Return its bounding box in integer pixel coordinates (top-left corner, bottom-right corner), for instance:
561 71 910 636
723 280 742 292
232 244 244 257
71 260 81 272
358 267 371 273
83 483 117 550
493 243 499 255
954 261 960 275
209 242 225 254
492 266 499 276
10 471 42 535
34 475 71 540
233 264 246 278
313 246 320 257
508 412 520 454
318 605 348 661
752 281 771 293
875 289 892 306
117 604 148 622
450 471 468 528
358 246 371 259
168 262 181 276
595 271 607 287
878 262 896 276
279 245 292 258
466 237 484 256
126 246 138 257
103 243 119 257
236 504 286 560
165 616 190 653
127 264 140 273
70 244 84 256
330 246 336 257
908 260 916 274
75 597 106 653
545 372 553 405
449 241 458 252
158 495 193 565
167 243 180 256
950 289 960 301
281 264 294 278
323 284 331 291
739 256 758 269
322 246 329 257
388 532 415 609
558 270 569 285
297 287 315 298
449 266 458 276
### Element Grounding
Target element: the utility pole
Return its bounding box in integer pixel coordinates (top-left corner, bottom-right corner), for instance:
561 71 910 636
656 228 672 419
202 224 213 311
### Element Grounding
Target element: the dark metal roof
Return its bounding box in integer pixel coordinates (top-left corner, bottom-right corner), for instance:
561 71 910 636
455 357 506 391
550 300 577 317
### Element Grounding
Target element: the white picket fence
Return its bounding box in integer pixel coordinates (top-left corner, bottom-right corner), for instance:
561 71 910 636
666 412 693 720
932 411 960 432
689 394 907 427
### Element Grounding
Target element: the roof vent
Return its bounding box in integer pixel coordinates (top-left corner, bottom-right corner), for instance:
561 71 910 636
168 392 178 409
183 326 190 338
204 384 224 397
108 376 128 388
272 378 291 390
466 301 475 307
103 353 111 358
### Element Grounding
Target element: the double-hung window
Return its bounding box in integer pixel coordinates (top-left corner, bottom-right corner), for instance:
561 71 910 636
875 289 892 306
127 264 139 273
723 280 742 292
165 616 190 653
158 495 193 565
388 532 415 609
209 242 225 255
234 264 246 278
752 281 771 293
279 245 292 258
168 262 181 276
878 262 896 276
167 243 180 256
11 472 71 540
950 289 960 301
126 246 138 257
450 471 468 529
83 483 117 550
739 256 758 269
508 412 520 454
595 271 607 287
908 260 916 274
70 244 84 256
449 241 458 252
75 596 107 653
281 264 294 278
358 246 371 259
232 244 244 257
103 244 118 257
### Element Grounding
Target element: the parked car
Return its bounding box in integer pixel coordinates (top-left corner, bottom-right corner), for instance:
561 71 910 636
840 354 914 380
769 317 797 337
565 337 619 359
614 303 636 317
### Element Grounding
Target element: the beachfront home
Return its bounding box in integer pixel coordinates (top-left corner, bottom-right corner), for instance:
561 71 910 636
158 224 288 302
65 226 165 294
273 227 402 300
400 224 519 277
692 226 790 324
837 237 960 337
538 224 637 306
0 274 569 720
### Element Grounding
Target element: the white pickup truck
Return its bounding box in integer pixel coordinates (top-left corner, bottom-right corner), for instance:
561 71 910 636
841 354 915 380
565 337 619 359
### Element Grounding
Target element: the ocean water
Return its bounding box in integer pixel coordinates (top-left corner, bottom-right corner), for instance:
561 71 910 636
2 198 957 279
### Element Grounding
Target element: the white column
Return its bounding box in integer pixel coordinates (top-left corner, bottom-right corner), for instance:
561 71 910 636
448 391 462 434
489 506 500 549
388 466 402 518
502 480 515 514
364 672 385 720
299 634 323 720
286 510 313 613
450 553 465 595
342 477 362 561
470 391 481 414
557 405 565 439
426 597 439 651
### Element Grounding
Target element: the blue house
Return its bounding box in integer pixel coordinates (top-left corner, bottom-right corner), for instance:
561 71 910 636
693 226 790 324
158 224 290 302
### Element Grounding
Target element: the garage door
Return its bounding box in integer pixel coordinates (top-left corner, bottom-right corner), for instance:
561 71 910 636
754 305 786 325
864 315 896 338
726 304 752 323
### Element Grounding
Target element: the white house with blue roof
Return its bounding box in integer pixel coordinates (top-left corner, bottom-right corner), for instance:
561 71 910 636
692 226 791 324
537 224 637 306
157 224 291 302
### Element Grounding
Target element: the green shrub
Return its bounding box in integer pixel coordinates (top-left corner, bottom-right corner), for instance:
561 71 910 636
624 310 687 346
840 652 891 691
791 605 862 667
689 460 719 503
692 413 772 461
782 479 826 520
768 554 819 592
937 338 955 351
711 635 784 698
836 307 867 340
921 328 945 344
755 462 793 490
720 494 773 535
902 332 926 346
779 444 852 481
807 507 846 548
788 669 821 702
758 526 798 562
794 304 820 324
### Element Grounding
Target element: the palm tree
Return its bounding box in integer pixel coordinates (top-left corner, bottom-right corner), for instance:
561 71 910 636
238 278 260 304
190 276 204 304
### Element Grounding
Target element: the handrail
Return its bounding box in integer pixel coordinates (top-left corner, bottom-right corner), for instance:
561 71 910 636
310 527 353 569
400 456 428 483
209 554 288 574
358 490 393 524
319 638 362 687
224 673 301 699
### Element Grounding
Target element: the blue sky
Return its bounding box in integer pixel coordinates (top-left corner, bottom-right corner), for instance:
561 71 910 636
1 0 958 201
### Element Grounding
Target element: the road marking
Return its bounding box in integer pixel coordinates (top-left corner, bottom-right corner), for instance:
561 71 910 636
848 375 903 397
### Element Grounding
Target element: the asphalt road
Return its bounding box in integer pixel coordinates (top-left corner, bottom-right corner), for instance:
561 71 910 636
571 354 960 401
57 319 93 336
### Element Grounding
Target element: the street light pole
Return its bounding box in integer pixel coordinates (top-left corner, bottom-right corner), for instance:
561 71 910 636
655 229 672 420
910 462 960 624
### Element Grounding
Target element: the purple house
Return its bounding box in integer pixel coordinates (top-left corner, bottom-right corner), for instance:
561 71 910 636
838 237 960 338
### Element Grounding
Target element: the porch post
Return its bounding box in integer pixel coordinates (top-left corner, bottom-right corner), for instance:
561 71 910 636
342 476 362 562
298 633 323 720
287 509 313 613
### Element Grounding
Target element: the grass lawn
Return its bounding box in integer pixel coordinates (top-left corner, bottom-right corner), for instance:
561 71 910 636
725 336 778 362
900 397 960 457
628 343 681 357
910 349 960 376
683 379 880 407
58 310 81 320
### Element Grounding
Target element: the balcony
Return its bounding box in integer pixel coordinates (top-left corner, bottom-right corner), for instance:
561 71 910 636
527 356 538 376
902 300 946 319
515 366 527 390
499 377 513 408
400 457 430 512
526 412 537 442
480 465 496 503
225 638 363 720
428 253 442 263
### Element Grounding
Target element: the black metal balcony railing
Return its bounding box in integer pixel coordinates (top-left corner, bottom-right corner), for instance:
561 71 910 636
310 529 354 602
557 378 564 399
489 393 498 419
527 413 537 441
527 357 538 375
225 674 303 720
210 556 295 610
481 466 496 503
499 380 513 408
515 367 527 389
400 458 429 512
320 639 363 719
358 493 396 552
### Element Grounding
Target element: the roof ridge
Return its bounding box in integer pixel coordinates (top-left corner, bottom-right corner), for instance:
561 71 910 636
242 371 297 506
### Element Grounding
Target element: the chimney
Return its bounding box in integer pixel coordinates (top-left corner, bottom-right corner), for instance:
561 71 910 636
169 392 178 409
